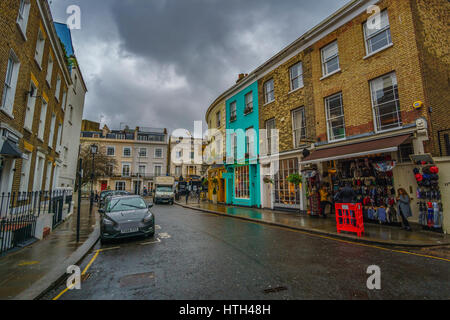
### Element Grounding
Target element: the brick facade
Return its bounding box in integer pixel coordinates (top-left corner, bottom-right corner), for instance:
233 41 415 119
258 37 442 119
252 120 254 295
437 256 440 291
310 0 430 145
410 0 450 156
0 0 71 193
258 49 316 153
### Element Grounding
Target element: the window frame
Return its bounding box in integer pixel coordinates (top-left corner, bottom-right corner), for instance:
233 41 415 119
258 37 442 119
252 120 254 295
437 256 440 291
216 111 221 127
230 101 237 122
37 99 48 141
369 72 402 132
106 146 115 157
55 74 61 102
1 50 20 115
325 92 346 142
154 148 163 159
292 107 307 148
46 54 53 86
48 113 56 148
244 91 253 114
16 0 31 39
265 118 276 155
289 62 304 91
264 79 275 104
321 41 340 77
123 147 132 157
121 163 131 177
234 165 250 199
34 29 45 68
24 80 37 131
363 10 392 56
154 164 162 177
139 147 148 158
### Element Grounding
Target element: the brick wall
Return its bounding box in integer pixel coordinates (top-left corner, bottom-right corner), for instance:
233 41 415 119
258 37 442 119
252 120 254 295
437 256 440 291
310 0 429 144
0 0 69 192
258 49 316 153
410 0 450 156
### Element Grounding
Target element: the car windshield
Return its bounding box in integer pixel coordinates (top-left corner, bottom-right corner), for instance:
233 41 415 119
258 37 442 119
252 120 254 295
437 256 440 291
156 187 172 192
107 197 147 213
100 191 113 199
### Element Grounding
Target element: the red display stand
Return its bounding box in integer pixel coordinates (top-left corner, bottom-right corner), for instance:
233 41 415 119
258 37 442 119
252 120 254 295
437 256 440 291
335 203 364 237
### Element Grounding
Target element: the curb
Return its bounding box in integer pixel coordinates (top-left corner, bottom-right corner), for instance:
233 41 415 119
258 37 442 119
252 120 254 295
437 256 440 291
175 203 449 248
14 224 100 300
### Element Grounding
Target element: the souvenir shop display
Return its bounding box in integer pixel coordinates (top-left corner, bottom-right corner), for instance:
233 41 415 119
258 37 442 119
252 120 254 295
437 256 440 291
413 161 443 233
331 155 401 226
303 168 321 216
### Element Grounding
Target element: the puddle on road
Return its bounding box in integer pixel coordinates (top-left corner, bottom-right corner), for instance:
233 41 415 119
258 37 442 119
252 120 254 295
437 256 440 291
119 272 155 288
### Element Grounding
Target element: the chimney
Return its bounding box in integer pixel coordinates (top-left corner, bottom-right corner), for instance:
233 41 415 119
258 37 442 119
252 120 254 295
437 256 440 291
236 73 246 84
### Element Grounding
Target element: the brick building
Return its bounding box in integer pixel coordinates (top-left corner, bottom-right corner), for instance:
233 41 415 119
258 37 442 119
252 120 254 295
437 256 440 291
206 0 449 231
0 0 75 194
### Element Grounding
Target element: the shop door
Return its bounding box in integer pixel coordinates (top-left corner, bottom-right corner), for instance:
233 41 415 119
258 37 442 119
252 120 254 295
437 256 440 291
101 181 107 191
274 158 301 209
218 179 225 202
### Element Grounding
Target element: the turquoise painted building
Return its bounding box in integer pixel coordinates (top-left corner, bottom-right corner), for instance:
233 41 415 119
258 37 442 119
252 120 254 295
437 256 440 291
224 81 261 207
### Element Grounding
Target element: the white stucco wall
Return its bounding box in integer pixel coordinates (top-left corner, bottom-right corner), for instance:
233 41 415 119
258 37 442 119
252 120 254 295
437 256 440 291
59 66 86 188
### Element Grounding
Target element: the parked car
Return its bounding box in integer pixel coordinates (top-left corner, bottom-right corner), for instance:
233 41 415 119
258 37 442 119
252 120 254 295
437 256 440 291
99 195 155 244
99 190 130 209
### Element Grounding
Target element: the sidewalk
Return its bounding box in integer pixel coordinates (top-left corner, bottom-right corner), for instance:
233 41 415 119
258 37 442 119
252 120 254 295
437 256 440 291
176 201 450 247
0 200 99 300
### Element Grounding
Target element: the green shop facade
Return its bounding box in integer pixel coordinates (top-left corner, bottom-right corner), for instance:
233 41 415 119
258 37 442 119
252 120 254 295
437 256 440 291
224 80 261 207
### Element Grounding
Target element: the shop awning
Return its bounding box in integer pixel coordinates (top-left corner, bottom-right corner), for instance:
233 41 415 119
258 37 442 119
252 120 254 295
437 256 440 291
300 134 411 165
0 140 22 158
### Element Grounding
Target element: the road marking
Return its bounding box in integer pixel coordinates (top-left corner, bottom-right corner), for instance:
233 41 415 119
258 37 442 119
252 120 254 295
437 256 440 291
158 232 171 239
53 249 101 300
155 225 162 230
140 238 161 245
17 261 39 267
198 210 450 263
98 246 121 252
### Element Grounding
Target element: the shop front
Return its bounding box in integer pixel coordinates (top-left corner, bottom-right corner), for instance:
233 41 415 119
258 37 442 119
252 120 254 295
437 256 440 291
300 134 422 225
207 165 226 203
260 154 305 211
224 163 260 207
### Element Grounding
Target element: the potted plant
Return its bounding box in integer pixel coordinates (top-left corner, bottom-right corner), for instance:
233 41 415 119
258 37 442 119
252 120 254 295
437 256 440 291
263 176 274 185
287 173 303 186
287 173 303 213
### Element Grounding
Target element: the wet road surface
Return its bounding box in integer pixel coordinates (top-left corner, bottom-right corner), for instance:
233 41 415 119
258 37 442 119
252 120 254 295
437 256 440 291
42 205 450 300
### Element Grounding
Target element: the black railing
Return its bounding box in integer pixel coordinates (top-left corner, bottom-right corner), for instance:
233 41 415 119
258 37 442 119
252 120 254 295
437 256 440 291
0 189 73 255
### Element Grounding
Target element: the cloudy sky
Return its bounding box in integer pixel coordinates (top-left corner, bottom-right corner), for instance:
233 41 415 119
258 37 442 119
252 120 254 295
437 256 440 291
49 0 348 135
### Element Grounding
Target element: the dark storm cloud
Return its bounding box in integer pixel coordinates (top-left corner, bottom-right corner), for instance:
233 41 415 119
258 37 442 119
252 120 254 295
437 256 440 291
50 0 348 134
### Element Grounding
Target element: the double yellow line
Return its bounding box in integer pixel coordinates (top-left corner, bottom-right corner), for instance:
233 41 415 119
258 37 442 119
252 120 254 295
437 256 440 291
53 247 118 300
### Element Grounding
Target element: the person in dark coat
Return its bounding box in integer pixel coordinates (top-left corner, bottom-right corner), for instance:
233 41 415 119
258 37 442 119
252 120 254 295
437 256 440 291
336 183 356 203
397 188 412 231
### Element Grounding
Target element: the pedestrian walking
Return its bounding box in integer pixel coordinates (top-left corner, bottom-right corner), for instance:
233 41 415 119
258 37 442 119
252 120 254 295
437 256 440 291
319 184 332 218
397 188 412 231
335 183 356 203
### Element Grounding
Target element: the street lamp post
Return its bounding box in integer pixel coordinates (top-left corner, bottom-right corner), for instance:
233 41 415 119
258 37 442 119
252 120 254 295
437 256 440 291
89 144 98 214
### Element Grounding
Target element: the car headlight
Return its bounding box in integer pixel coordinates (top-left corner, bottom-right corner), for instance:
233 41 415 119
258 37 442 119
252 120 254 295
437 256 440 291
103 218 115 226
143 212 154 223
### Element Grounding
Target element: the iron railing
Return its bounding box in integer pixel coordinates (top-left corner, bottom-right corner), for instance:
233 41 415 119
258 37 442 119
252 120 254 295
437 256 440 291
0 189 73 255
